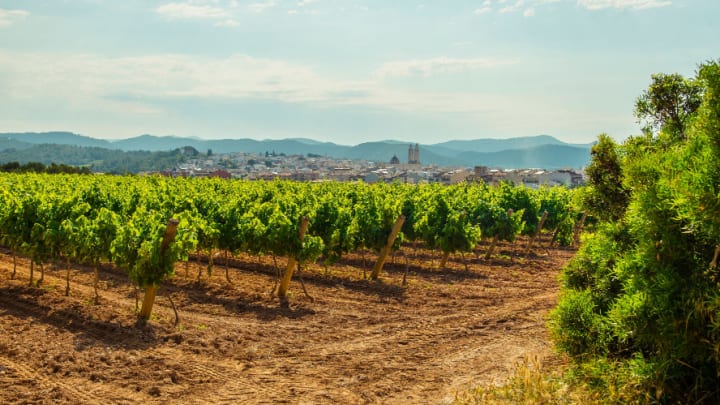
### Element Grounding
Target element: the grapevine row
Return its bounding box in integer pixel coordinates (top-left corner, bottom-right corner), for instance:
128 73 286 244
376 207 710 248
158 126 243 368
0 173 577 318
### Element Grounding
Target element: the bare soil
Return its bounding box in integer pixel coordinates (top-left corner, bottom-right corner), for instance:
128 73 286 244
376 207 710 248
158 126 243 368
0 237 574 404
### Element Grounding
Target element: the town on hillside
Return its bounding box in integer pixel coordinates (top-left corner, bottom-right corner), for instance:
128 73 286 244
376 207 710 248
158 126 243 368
151 144 585 188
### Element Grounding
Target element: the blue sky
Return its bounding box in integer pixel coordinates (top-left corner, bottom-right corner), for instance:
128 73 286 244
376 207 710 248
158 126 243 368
0 0 718 145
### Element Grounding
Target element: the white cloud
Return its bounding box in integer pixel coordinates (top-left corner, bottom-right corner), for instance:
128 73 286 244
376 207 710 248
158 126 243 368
250 0 277 13
0 51 523 119
375 57 517 78
473 7 492 15
478 0 561 15
500 0 524 13
0 8 29 27
577 0 672 10
156 2 229 19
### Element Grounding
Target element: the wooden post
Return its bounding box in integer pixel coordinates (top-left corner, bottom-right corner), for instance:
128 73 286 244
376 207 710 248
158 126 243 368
484 236 499 261
38 263 44 286
439 251 451 269
547 227 560 248
277 216 310 303
65 257 71 297
139 285 158 320
28 261 34 287
11 251 16 280
93 263 100 305
524 210 548 257
139 218 179 321
710 245 720 269
160 219 180 257
485 209 513 260
370 215 406 281
572 212 588 248
224 250 232 284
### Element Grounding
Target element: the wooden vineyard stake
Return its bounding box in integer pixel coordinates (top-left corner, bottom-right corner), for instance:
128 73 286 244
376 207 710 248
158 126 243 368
277 216 310 304
485 209 513 260
524 210 548 258
547 227 560 248
439 251 451 269
546 207 572 249
28 261 34 287
195 248 203 282
370 215 406 281
93 264 100 305
710 245 720 269
572 212 588 248
224 250 232 284
65 257 71 296
139 218 179 321
402 252 410 286
139 285 158 321
484 237 499 261
11 251 16 280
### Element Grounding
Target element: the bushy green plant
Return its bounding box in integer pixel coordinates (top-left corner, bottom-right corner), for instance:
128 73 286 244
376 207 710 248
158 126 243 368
551 60 720 403
551 289 611 357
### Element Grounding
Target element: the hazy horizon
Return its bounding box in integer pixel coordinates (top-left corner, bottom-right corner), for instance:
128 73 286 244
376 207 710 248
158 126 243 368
1 1 718 144
3 130 596 148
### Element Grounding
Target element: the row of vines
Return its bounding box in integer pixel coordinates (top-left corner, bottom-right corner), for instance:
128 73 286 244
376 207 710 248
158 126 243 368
0 173 577 319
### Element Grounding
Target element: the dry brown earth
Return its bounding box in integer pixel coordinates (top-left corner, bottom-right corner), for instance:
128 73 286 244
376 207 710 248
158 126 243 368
0 238 574 404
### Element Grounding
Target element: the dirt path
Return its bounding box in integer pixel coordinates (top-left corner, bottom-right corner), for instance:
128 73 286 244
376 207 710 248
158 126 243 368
0 239 573 404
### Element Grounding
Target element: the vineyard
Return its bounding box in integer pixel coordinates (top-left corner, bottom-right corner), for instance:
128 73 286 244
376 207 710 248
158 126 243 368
0 173 578 403
0 174 577 316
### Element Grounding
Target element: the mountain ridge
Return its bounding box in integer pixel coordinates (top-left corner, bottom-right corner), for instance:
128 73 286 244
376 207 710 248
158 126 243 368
0 132 591 170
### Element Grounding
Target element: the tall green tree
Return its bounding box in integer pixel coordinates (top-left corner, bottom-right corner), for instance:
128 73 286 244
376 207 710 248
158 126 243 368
583 134 630 222
634 72 703 140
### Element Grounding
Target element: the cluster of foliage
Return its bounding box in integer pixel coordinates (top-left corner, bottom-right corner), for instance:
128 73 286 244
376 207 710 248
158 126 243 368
551 60 720 402
0 161 92 174
0 175 575 285
0 172 576 318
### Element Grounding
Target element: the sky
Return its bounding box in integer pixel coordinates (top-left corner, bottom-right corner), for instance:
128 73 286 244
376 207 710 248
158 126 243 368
0 0 718 145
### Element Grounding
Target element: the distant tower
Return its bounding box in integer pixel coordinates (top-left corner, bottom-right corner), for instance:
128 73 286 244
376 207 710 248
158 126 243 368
408 143 420 165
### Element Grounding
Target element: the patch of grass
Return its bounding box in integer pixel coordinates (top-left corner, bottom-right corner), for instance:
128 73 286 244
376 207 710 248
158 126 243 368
42 283 58 291
454 356 597 405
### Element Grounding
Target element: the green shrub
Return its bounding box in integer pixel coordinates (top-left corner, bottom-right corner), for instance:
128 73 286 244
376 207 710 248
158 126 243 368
551 59 720 404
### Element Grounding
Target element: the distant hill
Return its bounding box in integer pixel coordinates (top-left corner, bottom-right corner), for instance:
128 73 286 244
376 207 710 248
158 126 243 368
457 144 592 170
0 132 592 169
0 137 35 151
0 143 189 173
2 132 113 148
339 142 458 166
433 135 572 153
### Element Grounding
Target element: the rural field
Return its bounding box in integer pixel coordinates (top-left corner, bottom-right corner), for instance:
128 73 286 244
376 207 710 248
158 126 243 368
0 238 573 404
